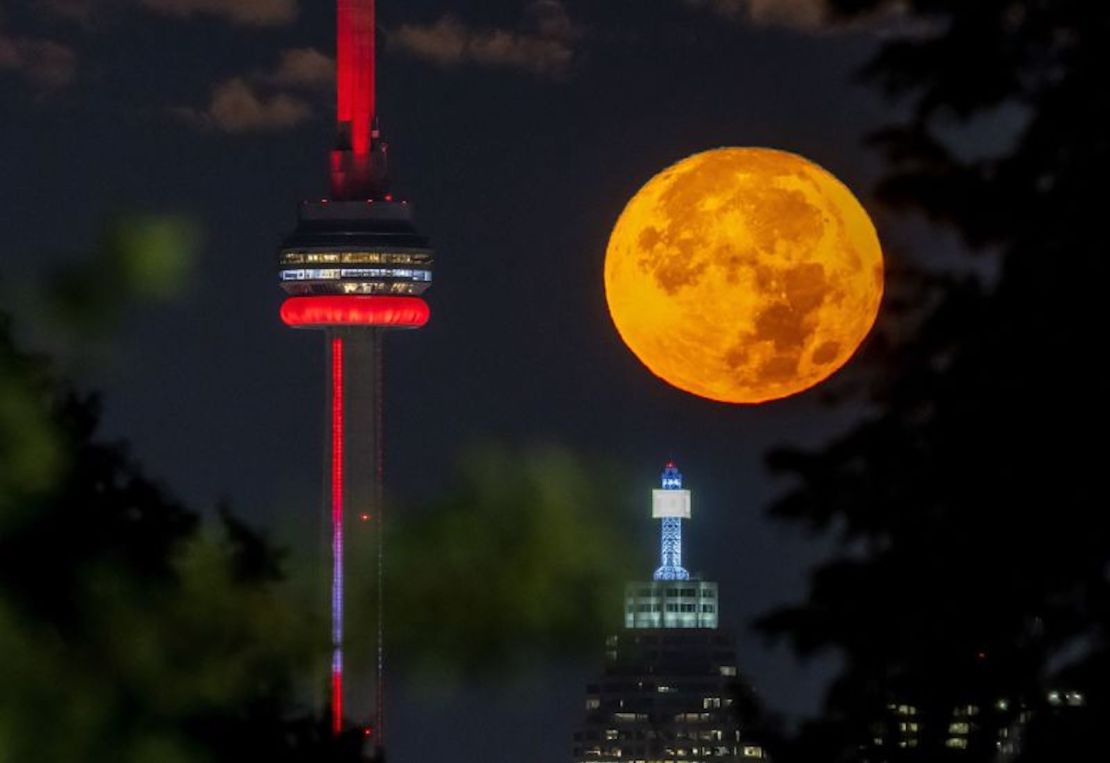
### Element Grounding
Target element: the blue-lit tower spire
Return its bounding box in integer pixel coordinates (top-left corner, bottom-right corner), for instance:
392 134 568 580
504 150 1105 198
653 461 690 581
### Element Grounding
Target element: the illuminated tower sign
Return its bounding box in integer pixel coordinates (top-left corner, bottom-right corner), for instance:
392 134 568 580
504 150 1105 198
277 0 434 746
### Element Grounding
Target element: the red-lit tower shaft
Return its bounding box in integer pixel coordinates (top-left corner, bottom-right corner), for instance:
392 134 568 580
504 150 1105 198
331 0 377 740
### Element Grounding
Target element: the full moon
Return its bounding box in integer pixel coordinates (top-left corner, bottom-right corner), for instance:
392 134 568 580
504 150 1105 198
605 147 883 404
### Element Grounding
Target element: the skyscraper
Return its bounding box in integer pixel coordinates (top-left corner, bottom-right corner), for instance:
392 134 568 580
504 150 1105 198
572 463 768 763
277 0 433 746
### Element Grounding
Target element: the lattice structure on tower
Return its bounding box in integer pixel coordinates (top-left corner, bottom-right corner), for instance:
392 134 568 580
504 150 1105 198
653 462 691 581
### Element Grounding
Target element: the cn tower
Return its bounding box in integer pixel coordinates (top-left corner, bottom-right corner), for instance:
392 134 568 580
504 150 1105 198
277 0 433 747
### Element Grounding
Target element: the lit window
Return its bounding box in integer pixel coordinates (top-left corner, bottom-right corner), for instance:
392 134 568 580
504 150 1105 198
719 666 737 677
946 738 968 749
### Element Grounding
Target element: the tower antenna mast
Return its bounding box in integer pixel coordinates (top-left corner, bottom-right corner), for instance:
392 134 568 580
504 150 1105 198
332 0 386 200
653 462 691 581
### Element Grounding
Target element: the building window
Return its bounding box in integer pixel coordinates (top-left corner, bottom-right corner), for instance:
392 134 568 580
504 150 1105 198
702 604 715 613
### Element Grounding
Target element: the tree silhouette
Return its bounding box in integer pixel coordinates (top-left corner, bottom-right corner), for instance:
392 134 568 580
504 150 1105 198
758 2 1108 761
0 309 371 761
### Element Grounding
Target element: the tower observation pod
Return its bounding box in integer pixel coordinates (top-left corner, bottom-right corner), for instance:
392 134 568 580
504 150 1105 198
277 0 433 750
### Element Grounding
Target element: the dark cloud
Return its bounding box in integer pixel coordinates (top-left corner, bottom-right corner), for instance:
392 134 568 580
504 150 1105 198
172 77 312 133
262 46 334 90
683 0 918 35
138 0 297 26
0 32 77 88
392 0 580 79
685 0 829 30
172 45 333 134
37 0 297 26
38 0 98 23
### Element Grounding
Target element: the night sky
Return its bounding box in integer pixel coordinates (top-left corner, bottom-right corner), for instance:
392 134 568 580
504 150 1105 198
1 1 957 760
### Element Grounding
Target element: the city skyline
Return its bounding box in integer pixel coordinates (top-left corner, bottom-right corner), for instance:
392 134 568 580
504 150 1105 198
0 2 1046 762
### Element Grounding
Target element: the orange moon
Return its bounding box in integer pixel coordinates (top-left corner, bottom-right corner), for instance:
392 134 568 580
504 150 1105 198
604 148 884 404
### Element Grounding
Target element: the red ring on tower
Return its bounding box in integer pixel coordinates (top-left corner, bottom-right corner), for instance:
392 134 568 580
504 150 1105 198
281 295 430 328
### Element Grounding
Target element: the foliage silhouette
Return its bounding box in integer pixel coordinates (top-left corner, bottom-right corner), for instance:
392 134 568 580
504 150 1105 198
384 444 640 682
757 1 1108 761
